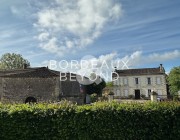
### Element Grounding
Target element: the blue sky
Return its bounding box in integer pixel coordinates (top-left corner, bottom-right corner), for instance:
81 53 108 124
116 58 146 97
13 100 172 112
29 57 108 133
0 0 180 73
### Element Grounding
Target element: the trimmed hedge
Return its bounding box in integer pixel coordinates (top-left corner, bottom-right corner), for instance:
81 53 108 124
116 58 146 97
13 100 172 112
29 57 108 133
0 101 180 140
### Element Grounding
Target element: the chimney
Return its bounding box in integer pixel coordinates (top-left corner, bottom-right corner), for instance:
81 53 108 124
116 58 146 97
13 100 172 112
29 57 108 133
160 64 163 72
114 67 117 72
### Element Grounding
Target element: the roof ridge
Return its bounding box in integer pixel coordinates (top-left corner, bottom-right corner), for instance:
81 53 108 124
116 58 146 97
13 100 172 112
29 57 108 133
114 66 165 76
116 67 159 71
0 67 59 77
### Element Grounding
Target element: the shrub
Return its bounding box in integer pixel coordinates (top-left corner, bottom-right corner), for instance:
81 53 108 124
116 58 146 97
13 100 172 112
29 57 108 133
141 94 146 99
128 94 135 99
101 92 109 101
90 93 98 103
151 91 158 95
173 95 179 101
108 91 114 95
0 102 180 139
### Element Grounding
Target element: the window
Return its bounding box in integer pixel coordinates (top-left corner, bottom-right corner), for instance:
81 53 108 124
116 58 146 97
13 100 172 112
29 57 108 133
147 77 151 85
148 89 151 97
113 80 118 85
116 90 120 96
123 78 128 85
117 79 120 85
135 78 139 84
124 89 128 97
156 77 161 85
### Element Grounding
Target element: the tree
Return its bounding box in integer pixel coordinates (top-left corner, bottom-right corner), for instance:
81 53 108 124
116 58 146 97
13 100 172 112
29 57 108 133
0 53 30 70
81 78 106 96
167 66 180 95
93 78 106 95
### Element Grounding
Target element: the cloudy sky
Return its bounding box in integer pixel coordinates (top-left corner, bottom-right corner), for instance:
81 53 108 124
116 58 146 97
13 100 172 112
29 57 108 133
0 0 180 75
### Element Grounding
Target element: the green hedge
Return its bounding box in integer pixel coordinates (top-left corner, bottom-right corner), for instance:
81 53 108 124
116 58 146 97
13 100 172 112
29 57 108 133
0 101 180 140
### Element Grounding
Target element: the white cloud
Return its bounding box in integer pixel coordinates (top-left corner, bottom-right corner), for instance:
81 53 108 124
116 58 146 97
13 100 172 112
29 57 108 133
40 37 66 56
148 50 180 62
38 32 49 41
34 0 122 56
118 50 180 68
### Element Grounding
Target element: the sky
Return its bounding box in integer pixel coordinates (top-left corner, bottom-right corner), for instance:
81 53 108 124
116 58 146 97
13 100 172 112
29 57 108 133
0 0 180 77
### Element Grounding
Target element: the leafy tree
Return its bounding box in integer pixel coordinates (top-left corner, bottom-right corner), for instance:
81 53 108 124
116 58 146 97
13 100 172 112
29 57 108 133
93 78 106 95
167 66 180 95
81 78 106 96
0 53 30 70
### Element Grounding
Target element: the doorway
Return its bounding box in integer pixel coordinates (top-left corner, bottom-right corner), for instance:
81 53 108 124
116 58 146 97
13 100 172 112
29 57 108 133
25 97 37 104
135 90 140 99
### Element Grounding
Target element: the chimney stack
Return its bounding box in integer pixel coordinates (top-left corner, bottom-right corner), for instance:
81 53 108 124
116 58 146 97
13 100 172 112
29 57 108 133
114 67 117 72
160 64 163 72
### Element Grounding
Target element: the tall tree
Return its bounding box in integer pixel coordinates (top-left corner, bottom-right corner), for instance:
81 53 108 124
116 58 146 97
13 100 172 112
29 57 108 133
167 66 180 95
83 78 106 96
0 53 30 70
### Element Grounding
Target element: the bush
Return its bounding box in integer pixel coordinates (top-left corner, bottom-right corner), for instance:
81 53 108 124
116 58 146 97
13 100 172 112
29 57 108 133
90 93 98 103
141 94 146 99
173 95 179 101
128 94 135 99
108 91 114 95
151 91 158 95
0 101 180 140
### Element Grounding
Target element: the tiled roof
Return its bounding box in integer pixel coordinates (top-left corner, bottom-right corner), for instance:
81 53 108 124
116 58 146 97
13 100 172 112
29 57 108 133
0 67 60 78
113 66 165 77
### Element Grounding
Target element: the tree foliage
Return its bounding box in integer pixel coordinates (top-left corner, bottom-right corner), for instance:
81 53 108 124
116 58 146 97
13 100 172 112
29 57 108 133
93 78 106 95
82 78 106 95
0 53 30 70
167 66 180 95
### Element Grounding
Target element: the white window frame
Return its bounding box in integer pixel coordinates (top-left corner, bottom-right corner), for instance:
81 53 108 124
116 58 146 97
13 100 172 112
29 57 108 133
147 77 151 85
156 77 161 85
148 89 151 97
124 89 128 97
135 78 139 85
123 78 128 85
116 89 120 96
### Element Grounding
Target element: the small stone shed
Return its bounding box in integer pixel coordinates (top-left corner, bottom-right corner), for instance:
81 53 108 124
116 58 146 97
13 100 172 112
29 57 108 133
0 67 84 104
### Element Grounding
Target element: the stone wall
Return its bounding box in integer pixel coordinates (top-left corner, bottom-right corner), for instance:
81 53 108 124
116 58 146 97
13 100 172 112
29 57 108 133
61 80 80 96
0 77 60 103
0 77 85 104
60 79 85 104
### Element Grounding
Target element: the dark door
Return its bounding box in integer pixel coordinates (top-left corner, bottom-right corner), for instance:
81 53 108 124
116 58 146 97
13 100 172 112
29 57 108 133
25 97 37 104
135 90 140 99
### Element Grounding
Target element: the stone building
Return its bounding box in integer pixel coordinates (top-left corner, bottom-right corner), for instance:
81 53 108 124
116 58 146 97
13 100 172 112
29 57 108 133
0 67 84 104
112 64 167 99
60 72 84 104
